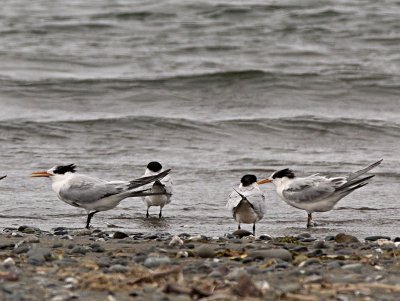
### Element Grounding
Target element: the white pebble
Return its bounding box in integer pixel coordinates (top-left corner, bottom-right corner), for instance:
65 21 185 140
3 257 15 267
169 235 184 247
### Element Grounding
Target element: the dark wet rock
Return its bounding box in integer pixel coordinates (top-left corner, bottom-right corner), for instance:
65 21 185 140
365 235 391 241
144 234 159 240
112 231 129 239
259 235 272 241
307 249 325 257
394 237 400 242
291 246 308 252
196 245 215 258
183 243 195 249
324 235 335 241
143 256 171 268
13 244 30 254
53 227 68 236
249 249 292 262
232 229 253 238
275 262 290 270
0 243 15 250
299 237 317 243
108 264 129 273
335 233 359 243
18 225 41 234
27 248 52 265
231 239 243 244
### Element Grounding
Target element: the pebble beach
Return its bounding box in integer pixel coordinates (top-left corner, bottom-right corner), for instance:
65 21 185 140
0 226 399 301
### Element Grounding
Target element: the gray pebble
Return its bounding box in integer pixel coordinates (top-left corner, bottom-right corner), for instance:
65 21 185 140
232 229 253 238
13 244 30 254
108 264 130 273
70 246 89 255
113 231 129 239
342 263 363 273
249 248 292 262
27 248 52 265
365 235 391 241
143 256 171 268
196 245 215 258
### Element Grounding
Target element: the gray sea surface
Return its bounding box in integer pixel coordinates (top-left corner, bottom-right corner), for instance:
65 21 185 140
0 0 399 238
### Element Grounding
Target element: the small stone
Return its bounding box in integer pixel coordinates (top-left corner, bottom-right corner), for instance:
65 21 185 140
90 243 105 252
26 236 40 243
259 235 272 241
296 232 311 239
61 235 74 240
169 235 184 247
226 267 249 281
70 246 89 255
18 225 41 234
65 277 78 285
232 229 253 238
97 257 111 268
298 258 322 267
394 237 400 242
342 263 363 273
249 249 292 262
0 243 15 250
13 243 30 254
11 232 24 237
324 235 335 241
143 256 171 268
108 264 130 273
71 229 92 236
335 233 359 243
112 231 129 239
365 235 391 241
52 243 63 248
176 251 189 258
3 257 15 268
196 245 215 258
27 248 52 265
313 240 328 249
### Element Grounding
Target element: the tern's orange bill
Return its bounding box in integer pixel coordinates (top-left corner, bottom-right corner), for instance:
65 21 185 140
31 171 52 178
257 179 272 184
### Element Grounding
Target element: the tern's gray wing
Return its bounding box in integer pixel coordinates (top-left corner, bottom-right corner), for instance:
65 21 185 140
345 159 382 182
282 180 335 203
59 175 123 205
247 192 266 216
0 175 6 181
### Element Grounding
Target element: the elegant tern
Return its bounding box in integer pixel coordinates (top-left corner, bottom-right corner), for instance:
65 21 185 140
226 174 267 235
257 159 382 227
141 161 173 218
31 164 171 228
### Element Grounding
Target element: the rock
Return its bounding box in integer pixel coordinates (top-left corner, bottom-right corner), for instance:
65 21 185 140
196 245 215 258
176 251 189 258
143 256 171 268
232 274 264 298
112 231 129 239
70 246 89 255
71 229 92 236
18 225 41 234
169 235 184 247
342 263 363 273
13 244 30 254
298 258 322 267
226 267 249 281
324 235 335 241
365 235 391 241
11 232 24 237
97 257 111 268
232 229 253 238
335 233 359 243
89 243 105 252
26 236 40 243
27 248 52 265
259 235 272 241
249 249 292 262
394 237 400 242
2 257 15 268
108 264 130 273
0 243 15 250
61 235 74 240
52 243 63 248
313 240 328 249
296 232 311 239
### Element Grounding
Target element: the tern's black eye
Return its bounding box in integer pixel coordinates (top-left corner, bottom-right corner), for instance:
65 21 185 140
53 164 76 174
272 168 295 179
241 174 257 186
147 161 162 172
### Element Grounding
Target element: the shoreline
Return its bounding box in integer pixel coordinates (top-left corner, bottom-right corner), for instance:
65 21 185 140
0 226 399 301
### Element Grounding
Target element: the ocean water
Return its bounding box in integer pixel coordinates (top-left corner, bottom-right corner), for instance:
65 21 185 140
0 0 399 238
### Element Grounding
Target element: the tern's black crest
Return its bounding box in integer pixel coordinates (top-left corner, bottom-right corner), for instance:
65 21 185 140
53 164 76 174
147 161 162 172
272 168 295 179
241 174 257 187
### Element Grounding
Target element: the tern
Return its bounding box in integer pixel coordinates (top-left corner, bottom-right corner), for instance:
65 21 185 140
31 164 171 228
226 174 267 235
0 175 6 181
257 159 382 228
141 161 173 218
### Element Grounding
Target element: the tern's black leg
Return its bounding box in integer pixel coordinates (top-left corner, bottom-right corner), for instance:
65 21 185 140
146 208 149 218
253 223 256 236
307 213 313 228
86 211 99 229
159 208 162 219
238 224 241 230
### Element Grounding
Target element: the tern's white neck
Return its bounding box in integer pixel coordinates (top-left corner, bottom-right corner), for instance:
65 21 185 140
239 182 258 190
144 168 163 176
50 172 75 193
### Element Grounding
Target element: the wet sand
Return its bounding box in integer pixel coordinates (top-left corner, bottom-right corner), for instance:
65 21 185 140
0 226 399 301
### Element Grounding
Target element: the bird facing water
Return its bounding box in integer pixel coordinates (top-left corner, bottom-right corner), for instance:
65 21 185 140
141 161 173 218
31 164 171 228
226 174 267 235
257 160 382 228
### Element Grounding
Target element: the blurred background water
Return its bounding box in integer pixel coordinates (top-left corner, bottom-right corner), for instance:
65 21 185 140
0 0 399 238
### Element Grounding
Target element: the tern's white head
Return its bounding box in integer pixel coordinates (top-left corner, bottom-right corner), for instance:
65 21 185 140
31 164 77 181
257 168 295 187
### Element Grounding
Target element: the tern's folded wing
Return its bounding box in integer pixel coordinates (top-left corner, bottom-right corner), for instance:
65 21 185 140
282 181 335 203
247 192 266 215
59 175 122 204
226 191 242 210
